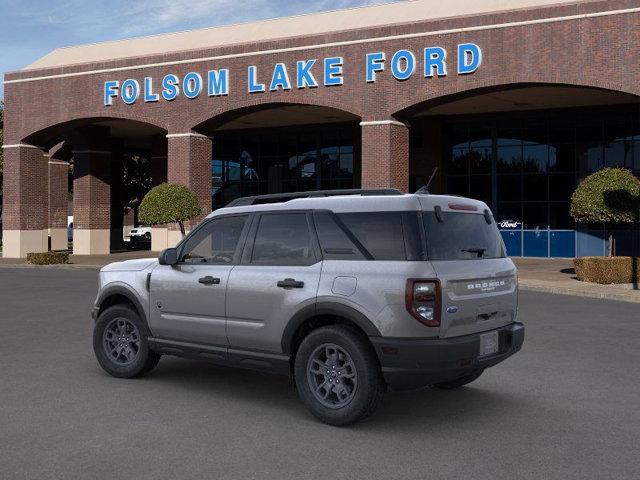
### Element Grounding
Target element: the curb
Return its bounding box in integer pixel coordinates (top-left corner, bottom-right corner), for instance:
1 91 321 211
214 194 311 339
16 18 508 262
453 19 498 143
519 280 640 304
0 263 101 270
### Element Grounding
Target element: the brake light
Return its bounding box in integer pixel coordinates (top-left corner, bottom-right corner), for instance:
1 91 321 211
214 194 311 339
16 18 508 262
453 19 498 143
448 203 477 211
405 279 441 327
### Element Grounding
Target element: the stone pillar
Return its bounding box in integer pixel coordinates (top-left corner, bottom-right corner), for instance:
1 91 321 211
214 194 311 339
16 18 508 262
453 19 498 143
164 132 212 248
360 120 410 192
72 127 112 255
1 144 49 258
150 134 169 252
48 158 69 251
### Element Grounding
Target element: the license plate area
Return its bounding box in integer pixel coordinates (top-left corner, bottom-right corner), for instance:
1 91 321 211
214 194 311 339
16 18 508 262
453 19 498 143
479 331 499 357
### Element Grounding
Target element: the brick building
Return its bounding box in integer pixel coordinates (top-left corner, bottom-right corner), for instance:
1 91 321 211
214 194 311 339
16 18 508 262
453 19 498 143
3 0 640 258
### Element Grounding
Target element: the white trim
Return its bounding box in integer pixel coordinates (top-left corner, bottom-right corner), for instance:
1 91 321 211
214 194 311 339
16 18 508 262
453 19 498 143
1 143 41 149
166 133 211 139
48 160 69 165
4 7 639 85
360 120 408 127
71 149 111 155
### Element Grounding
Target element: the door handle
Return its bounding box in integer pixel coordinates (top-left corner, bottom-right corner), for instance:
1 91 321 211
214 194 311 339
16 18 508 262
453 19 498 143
198 276 220 285
277 278 304 289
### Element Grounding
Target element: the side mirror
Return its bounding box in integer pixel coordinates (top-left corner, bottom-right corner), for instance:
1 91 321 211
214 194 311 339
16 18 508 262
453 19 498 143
159 248 178 266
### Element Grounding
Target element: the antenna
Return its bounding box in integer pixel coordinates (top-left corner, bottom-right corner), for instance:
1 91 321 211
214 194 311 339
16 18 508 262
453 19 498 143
415 167 438 194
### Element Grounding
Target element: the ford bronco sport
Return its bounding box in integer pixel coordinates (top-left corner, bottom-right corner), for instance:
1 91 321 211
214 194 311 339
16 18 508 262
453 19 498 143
92 189 524 425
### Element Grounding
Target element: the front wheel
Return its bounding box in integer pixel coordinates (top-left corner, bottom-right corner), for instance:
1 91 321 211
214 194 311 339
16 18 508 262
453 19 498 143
294 325 385 426
93 304 160 378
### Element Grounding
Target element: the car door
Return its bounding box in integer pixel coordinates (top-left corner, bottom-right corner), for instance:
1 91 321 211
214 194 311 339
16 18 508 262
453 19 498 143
149 214 250 346
226 211 322 353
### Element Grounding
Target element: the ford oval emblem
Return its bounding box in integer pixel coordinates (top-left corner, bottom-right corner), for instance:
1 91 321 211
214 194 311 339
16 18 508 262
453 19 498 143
447 306 459 314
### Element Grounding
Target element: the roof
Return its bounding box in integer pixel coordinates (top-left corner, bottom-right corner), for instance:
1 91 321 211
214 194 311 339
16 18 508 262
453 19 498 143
208 194 489 217
25 0 587 70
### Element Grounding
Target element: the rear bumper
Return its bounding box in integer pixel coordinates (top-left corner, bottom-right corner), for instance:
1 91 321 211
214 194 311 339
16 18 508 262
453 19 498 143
370 322 524 390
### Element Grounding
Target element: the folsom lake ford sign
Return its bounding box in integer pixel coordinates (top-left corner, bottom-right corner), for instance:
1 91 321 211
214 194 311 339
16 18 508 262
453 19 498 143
103 43 482 106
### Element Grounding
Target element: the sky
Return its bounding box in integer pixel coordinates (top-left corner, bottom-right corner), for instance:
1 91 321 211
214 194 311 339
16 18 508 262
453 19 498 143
0 0 398 100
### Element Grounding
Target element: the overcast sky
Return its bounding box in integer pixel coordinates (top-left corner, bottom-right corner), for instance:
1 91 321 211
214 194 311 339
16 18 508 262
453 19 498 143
0 0 398 100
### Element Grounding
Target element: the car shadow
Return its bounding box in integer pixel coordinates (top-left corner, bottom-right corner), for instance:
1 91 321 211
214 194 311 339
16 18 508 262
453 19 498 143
136 357 529 431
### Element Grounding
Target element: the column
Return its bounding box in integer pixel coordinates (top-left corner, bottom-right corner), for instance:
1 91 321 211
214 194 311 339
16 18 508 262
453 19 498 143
150 134 169 252
1 144 49 258
72 127 112 255
360 120 410 192
165 132 212 248
48 158 69 251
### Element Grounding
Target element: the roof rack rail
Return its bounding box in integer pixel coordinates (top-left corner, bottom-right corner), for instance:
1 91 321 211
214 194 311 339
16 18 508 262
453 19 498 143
225 188 402 207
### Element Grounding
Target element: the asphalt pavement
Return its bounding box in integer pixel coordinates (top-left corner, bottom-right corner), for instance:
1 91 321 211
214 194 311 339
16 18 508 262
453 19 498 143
0 268 639 480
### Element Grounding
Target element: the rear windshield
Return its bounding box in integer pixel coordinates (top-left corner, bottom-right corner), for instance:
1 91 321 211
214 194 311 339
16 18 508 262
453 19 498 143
423 211 506 260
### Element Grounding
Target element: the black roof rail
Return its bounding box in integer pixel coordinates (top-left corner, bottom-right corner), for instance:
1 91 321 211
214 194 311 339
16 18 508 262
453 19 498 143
225 188 403 207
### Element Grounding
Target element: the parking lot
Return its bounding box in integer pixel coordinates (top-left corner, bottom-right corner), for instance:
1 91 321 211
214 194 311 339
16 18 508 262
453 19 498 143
1 267 639 480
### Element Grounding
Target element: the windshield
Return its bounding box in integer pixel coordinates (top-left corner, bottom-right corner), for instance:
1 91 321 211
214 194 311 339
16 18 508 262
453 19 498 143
423 211 506 260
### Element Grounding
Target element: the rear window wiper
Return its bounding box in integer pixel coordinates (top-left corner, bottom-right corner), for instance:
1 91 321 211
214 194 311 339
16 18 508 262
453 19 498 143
461 247 487 258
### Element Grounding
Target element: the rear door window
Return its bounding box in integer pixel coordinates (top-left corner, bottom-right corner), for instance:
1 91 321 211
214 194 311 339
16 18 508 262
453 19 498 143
423 211 506 260
251 213 316 266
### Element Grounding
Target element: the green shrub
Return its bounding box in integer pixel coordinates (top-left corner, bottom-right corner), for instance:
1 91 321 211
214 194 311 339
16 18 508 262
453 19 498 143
573 256 640 284
27 251 70 265
138 183 202 235
570 168 640 224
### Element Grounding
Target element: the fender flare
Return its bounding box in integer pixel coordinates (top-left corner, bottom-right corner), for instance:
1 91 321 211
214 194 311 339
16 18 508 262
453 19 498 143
95 284 149 331
281 301 381 354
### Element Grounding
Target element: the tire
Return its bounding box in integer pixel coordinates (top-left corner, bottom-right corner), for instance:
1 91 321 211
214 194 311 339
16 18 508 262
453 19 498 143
93 304 160 378
294 325 385 426
434 370 483 390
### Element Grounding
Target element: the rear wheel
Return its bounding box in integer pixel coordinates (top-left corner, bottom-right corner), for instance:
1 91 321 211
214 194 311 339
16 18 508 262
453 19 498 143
294 325 384 426
434 370 483 390
93 304 160 378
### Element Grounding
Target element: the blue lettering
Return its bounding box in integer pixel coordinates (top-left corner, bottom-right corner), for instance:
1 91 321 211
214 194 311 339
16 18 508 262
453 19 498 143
143 77 159 102
208 69 229 96
183 72 203 99
270 63 291 91
424 47 447 77
248 66 265 93
296 59 318 88
104 80 119 106
161 74 179 101
366 52 385 82
457 43 482 74
324 57 343 86
390 50 415 81
121 79 140 104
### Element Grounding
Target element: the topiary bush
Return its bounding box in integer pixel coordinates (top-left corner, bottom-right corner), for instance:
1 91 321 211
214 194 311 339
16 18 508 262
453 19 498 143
574 256 639 284
27 251 69 265
570 168 640 256
138 183 202 236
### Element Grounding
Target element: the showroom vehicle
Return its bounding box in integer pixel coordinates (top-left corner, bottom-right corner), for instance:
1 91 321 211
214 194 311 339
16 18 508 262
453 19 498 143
92 189 524 426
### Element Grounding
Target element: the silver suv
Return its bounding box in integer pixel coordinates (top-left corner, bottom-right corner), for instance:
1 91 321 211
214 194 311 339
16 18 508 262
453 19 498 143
92 189 524 425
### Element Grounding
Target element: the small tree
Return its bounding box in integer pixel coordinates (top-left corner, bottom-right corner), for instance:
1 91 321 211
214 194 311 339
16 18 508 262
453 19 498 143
570 168 640 256
138 183 202 237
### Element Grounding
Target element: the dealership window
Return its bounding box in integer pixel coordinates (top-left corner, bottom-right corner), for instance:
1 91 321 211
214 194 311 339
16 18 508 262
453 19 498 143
211 123 358 208
442 105 640 231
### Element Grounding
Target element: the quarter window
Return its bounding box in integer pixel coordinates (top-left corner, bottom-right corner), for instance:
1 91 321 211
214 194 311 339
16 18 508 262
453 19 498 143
251 213 315 265
336 212 409 260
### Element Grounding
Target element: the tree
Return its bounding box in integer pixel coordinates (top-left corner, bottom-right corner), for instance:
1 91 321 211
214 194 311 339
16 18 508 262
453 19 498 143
138 183 201 236
570 167 640 256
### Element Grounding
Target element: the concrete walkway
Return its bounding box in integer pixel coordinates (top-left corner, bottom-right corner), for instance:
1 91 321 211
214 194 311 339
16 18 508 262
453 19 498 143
1 251 639 303
513 258 640 304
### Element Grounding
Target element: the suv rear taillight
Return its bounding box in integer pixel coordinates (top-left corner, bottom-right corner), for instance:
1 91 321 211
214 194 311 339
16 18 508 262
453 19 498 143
405 279 441 327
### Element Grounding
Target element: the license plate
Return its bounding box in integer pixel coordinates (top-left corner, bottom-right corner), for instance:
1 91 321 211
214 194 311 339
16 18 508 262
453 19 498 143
479 331 499 357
